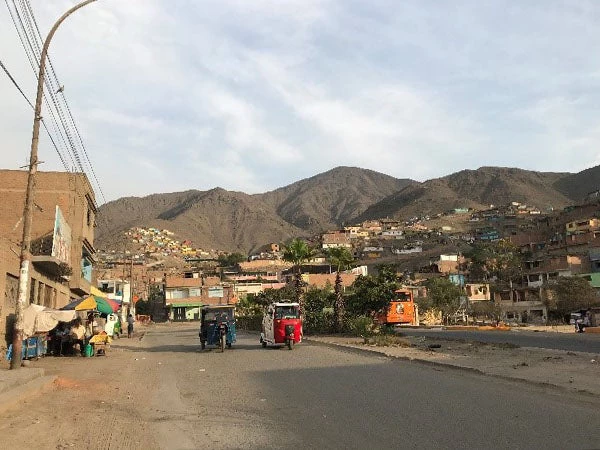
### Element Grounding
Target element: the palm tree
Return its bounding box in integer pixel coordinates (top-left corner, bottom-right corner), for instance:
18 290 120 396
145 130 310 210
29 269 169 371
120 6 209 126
326 247 354 332
283 238 314 312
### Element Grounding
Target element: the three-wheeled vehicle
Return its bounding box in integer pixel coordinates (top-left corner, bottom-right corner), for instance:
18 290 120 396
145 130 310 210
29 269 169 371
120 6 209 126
260 302 302 350
199 305 236 351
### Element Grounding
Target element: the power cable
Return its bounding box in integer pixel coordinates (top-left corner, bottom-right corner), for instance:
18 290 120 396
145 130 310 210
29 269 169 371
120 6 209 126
5 0 75 170
22 0 106 204
6 0 107 204
0 57 69 170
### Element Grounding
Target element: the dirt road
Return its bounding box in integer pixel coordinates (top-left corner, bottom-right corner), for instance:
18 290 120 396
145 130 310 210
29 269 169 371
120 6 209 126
1 323 600 449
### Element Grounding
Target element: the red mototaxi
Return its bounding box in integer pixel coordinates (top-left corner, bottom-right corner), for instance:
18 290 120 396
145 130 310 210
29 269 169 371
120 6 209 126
260 302 302 349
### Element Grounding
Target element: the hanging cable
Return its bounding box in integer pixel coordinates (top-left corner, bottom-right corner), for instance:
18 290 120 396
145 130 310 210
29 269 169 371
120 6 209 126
22 0 106 203
0 57 70 170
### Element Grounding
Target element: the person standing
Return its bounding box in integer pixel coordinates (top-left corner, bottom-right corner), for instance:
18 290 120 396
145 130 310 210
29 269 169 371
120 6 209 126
127 314 135 338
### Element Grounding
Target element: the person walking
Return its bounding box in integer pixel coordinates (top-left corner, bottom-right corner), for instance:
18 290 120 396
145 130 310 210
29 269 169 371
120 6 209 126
127 314 135 338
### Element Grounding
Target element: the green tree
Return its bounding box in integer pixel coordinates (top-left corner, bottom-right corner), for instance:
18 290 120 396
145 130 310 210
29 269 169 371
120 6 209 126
471 301 502 325
348 264 398 316
425 277 462 323
253 285 297 308
135 299 151 315
466 241 523 283
545 276 599 319
282 238 315 311
303 286 335 333
218 252 247 267
325 247 354 332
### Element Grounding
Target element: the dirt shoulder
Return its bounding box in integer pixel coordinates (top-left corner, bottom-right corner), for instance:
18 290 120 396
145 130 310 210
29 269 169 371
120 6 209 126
307 333 600 396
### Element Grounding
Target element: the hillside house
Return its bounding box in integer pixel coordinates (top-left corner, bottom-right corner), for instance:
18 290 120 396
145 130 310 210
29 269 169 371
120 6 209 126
523 254 587 288
361 220 382 233
322 233 352 249
493 287 547 324
566 218 600 236
465 283 491 301
301 272 357 290
381 230 403 238
434 254 464 275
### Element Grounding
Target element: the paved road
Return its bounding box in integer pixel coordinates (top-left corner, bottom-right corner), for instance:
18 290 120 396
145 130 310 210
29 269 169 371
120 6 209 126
3 324 600 449
400 328 600 354
145 326 600 449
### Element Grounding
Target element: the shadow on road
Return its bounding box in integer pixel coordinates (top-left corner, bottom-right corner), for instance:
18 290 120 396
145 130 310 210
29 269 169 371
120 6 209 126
114 342 285 353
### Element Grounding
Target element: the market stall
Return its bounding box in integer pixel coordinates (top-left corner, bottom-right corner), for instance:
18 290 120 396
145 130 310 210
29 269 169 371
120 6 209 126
19 304 77 359
62 295 119 356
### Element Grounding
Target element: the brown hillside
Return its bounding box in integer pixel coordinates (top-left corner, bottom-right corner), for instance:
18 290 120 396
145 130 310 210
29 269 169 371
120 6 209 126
257 166 414 231
356 167 572 221
96 188 304 253
553 165 600 202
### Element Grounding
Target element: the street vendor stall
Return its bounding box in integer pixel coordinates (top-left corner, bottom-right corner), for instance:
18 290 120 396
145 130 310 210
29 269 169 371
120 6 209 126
88 333 112 356
61 295 119 356
20 304 77 358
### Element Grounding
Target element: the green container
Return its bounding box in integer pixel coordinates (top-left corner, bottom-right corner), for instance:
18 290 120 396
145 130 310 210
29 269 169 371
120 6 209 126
84 344 93 357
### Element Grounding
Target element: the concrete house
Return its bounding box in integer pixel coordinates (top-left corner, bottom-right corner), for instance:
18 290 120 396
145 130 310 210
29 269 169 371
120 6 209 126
0 170 96 346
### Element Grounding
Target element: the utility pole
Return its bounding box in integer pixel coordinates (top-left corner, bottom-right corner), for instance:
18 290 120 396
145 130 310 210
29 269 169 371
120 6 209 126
130 255 134 316
11 0 97 370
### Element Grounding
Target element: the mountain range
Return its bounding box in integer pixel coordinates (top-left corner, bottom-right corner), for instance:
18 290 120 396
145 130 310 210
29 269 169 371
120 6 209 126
95 165 600 253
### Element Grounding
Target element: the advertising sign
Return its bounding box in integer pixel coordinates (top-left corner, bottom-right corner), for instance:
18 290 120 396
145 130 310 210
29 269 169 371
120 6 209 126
208 287 224 298
51 205 71 264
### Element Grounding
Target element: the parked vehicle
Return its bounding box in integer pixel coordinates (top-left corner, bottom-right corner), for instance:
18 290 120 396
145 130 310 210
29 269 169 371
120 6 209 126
260 302 302 350
199 305 236 351
376 289 419 326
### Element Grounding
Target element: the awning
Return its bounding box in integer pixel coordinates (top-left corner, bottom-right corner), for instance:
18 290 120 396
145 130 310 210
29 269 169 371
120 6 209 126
23 304 77 338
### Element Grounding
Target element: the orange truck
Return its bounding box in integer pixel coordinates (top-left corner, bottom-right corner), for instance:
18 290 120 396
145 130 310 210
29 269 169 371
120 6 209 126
376 289 418 326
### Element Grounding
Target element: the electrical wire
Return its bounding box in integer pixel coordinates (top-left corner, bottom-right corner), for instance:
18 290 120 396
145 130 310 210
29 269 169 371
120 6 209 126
0 57 70 170
5 0 107 204
4 0 75 170
23 0 107 203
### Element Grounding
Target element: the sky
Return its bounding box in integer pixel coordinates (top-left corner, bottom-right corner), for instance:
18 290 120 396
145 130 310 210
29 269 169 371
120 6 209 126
2 0 600 204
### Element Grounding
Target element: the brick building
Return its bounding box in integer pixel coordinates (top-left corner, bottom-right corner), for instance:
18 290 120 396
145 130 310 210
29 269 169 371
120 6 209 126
0 170 97 347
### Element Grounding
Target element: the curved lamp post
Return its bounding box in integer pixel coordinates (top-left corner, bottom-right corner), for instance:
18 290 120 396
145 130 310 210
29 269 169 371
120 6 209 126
11 0 97 369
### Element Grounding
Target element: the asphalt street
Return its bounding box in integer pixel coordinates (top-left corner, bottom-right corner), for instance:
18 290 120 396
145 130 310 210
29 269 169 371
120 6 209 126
399 328 600 354
3 324 600 450
138 325 600 449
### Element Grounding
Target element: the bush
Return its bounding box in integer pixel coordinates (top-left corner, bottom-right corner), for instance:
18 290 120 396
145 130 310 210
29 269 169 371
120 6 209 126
236 315 262 332
368 335 412 347
349 315 378 344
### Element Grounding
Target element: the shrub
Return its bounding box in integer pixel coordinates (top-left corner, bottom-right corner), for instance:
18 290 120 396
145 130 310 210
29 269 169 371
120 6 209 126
236 315 262 332
349 315 378 344
368 335 412 347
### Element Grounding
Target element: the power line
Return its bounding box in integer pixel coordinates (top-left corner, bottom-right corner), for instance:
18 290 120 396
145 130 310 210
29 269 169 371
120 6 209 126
0 57 32 108
5 0 107 204
0 57 70 170
4 0 74 170
22 0 106 203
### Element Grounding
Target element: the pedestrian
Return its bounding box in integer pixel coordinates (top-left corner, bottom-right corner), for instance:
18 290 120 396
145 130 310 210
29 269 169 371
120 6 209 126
575 314 585 333
70 318 86 355
127 314 135 338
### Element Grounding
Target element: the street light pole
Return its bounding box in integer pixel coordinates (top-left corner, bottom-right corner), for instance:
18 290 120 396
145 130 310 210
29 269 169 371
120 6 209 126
11 0 97 370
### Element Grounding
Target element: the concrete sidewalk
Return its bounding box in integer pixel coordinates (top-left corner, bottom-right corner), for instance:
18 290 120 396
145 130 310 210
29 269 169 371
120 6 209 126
307 334 600 397
0 366 56 414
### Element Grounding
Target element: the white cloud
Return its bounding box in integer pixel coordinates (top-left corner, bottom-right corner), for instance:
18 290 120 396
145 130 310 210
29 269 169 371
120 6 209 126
2 0 600 202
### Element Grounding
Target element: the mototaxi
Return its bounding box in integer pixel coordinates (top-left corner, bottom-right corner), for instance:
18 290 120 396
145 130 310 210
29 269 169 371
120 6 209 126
199 305 236 351
260 302 302 350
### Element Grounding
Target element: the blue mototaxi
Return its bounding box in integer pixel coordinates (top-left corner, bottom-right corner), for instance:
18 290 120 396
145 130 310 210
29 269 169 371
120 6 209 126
199 305 236 351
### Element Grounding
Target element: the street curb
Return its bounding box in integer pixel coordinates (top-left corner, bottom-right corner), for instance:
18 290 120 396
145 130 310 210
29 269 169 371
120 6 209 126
0 375 57 415
305 338 599 398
